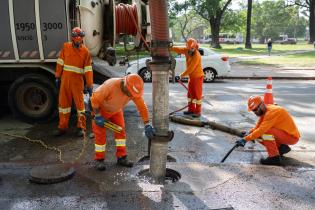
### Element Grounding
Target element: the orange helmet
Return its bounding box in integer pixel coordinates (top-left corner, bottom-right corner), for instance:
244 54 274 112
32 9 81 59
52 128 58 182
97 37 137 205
124 74 144 98
247 96 263 111
186 38 199 50
71 27 85 47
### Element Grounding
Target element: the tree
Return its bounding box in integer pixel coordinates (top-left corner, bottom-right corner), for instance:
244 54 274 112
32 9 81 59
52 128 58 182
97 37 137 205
190 0 233 48
286 0 315 42
245 0 253 49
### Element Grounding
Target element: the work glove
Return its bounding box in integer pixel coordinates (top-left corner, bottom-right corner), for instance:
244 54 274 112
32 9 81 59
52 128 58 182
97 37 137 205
235 138 247 147
144 124 155 139
87 86 93 97
55 78 60 90
240 131 248 138
94 114 106 127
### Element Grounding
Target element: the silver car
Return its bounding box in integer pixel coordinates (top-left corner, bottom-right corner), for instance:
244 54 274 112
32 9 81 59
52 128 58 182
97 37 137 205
125 47 231 82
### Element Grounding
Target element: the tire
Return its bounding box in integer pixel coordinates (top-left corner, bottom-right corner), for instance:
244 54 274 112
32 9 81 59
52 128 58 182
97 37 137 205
8 74 58 122
203 68 216 83
139 67 152 82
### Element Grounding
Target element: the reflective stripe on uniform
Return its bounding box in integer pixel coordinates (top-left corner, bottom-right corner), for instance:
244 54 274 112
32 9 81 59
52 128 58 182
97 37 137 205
187 98 192 103
95 143 106 152
115 139 126 147
84 65 92 73
57 58 64 65
262 134 275 141
192 99 197 104
196 99 202 105
59 107 71 114
77 109 86 115
63 64 84 74
265 89 272 93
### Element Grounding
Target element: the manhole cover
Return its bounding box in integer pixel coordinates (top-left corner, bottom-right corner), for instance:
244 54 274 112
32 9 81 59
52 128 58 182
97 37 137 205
137 168 181 184
29 164 75 184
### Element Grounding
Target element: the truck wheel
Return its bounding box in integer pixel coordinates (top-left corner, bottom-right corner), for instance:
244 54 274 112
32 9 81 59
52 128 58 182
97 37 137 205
8 74 57 122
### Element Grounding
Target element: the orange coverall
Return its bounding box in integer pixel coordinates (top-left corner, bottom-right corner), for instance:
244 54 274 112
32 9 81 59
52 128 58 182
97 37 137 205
90 78 149 160
55 42 93 131
171 46 204 114
244 104 300 157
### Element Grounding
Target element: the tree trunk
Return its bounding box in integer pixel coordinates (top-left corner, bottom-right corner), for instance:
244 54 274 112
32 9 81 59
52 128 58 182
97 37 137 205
310 0 315 43
210 18 222 48
245 0 252 49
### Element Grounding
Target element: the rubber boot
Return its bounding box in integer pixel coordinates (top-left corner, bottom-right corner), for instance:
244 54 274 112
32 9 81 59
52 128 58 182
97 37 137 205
191 113 201 118
260 155 281 166
183 111 194 115
76 129 84 137
95 159 106 171
279 144 291 156
53 129 66 137
117 155 134 168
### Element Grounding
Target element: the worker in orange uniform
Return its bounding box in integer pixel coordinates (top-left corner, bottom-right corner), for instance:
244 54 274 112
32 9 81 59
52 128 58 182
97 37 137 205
90 74 155 171
54 27 93 137
171 38 204 118
236 96 300 165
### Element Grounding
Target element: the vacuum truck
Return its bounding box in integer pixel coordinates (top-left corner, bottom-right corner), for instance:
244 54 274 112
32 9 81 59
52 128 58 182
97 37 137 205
0 0 151 121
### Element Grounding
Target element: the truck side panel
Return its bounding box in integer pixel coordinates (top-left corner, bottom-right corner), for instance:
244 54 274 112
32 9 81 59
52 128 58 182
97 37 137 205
0 0 15 60
13 0 40 59
39 0 69 59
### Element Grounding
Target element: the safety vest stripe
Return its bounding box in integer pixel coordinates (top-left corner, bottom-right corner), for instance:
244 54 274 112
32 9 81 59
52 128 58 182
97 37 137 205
115 139 126 147
265 89 272 93
84 66 92 73
262 134 275 141
196 99 202 105
57 58 64 65
63 65 84 74
95 144 106 152
192 99 197 104
59 107 71 114
77 109 85 114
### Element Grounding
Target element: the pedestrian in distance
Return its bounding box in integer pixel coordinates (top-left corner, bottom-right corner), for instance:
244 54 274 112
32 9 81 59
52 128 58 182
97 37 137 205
170 38 204 118
313 40 315 49
90 74 155 171
236 96 300 166
267 38 272 56
54 27 93 137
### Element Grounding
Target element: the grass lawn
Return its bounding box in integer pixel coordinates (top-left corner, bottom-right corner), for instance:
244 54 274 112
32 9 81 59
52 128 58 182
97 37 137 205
201 43 314 57
237 51 315 68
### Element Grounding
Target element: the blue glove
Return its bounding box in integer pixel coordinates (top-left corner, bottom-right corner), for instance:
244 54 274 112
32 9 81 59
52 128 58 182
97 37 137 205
94 115 106 127
87 87 93 96
235 138 247 147
55 78 60 89
144 124 155 139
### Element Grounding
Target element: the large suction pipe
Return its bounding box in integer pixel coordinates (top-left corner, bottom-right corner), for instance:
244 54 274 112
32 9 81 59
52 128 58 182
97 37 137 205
148 0 172 183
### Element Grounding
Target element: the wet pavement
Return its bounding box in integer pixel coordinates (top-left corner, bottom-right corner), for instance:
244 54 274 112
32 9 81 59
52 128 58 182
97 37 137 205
1 80 315 209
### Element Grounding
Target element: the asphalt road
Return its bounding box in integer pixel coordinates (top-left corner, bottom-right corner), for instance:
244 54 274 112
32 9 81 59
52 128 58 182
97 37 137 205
0 79 314 209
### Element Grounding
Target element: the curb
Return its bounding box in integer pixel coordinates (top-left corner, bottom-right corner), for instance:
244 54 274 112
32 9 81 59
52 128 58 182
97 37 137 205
222 76 315 80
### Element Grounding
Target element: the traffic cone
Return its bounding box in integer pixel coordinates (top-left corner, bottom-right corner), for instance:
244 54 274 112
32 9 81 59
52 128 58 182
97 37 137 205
264 76 274 104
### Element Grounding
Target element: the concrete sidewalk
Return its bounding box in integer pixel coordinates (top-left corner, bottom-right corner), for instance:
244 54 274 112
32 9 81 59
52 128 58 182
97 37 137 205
225 64 315 80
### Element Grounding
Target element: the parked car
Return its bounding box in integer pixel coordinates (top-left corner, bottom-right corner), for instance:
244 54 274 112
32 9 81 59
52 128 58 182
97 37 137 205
280 38 297 44
125 47 231 83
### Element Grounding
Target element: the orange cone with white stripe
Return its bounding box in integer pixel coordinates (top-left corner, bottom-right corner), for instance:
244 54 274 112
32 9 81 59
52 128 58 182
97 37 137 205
264 76 274 104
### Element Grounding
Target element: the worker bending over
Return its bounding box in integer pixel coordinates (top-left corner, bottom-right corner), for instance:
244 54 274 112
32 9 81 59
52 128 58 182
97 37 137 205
54 27 93 137
236 96 300 165
90 74 155 171
171 38 204 118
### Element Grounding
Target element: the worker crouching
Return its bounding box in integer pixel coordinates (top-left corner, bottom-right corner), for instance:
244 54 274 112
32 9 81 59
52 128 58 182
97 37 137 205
54 27 93 137
90 74 155 171
236 96 300 165
171 38 204 118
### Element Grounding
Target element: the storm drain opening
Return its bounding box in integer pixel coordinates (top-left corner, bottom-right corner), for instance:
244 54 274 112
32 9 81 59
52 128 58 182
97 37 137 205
137 154 177 163
137 168 181 184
